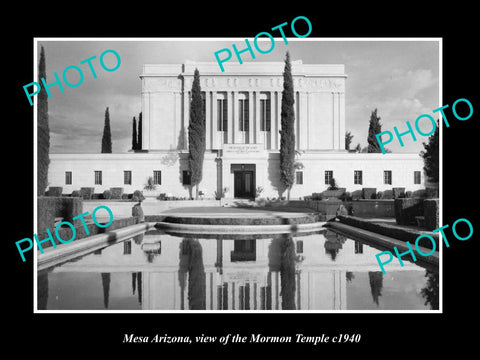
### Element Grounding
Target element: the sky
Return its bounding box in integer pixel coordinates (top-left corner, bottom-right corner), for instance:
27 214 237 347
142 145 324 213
35 39 440 154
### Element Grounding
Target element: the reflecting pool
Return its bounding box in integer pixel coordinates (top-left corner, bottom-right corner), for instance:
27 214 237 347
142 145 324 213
37 229 439 311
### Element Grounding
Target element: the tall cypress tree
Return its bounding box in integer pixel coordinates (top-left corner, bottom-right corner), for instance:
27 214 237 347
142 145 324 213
101 107 112 153
187 69 205 199
279 51 296 200
367 109 382 153
420 121 439 183
137 112 142 150
37 46 50 196
132 116 137 150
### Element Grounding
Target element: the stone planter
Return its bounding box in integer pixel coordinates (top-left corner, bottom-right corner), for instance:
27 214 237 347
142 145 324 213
143 190 158 201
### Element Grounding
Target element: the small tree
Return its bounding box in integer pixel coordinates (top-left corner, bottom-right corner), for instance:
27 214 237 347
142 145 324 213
420 121 439 183
345 131 354 150
279 51 296 200
137 112 143 150
367 109 382 153
101 107 112 153
354 143 362 153
37 46 50 196
132 116 138 150
187 69 205 199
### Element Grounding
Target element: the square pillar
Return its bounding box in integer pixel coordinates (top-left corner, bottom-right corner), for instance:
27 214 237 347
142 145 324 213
275 91 282 150
141 91 150 150
227 91 234 144
299 91 308 150
183 90 190 150
233 92 240 144
254 91 261 146
339 92 346 151
212 92 219 149
333 92 340 150
205 91 211 150
248 91 254 144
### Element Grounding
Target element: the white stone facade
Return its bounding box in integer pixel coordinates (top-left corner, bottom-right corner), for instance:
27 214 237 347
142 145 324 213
47 60 426 198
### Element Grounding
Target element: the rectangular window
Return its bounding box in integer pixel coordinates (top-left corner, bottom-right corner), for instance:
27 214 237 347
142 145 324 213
354 170 363 185
296 240 304 254
384 170 392 185
182 170 191 186
296 171 303 185
94 170 102 185
260 99 271 131
354 241 363 254
325 170 333 185
414 171 421 184
124 170 132 185
217 98 228 131
65 171 72 185
123 240 132 255
153 170 162 185
239 98 249 132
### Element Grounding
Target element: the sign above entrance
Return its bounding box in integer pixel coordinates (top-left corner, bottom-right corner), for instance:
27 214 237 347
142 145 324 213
223 144 265 157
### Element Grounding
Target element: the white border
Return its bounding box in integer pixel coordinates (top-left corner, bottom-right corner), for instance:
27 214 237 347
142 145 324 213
33 37 443 314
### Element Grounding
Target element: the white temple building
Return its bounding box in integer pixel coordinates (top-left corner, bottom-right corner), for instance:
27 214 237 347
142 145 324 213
48 60 425 199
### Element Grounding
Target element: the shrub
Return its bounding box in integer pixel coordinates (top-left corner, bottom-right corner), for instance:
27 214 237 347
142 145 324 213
382 189 394 199
393 187 406 199
362 188 376 199
327 178 339 190
132 190 145 202
412 189 427 198
405 191 412 198
426 187 439 199
71 190 81 197
394 198 424 226
47 186 63 197
110 187 124 199
376 191 383 199
340 191 352 201
80 187 94 200
351 190 362 200
103 189 112 199
424 199 439 230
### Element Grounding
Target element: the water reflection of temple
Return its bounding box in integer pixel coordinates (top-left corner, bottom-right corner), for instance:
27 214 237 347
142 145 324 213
39 230 436 310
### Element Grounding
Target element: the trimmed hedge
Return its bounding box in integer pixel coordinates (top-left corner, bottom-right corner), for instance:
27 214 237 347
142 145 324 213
132 190 145 202
103 189 112 199
394 198 424 226
424 199 439 230
110 187 124 199
37 196 83 229
80 187 94 200
47 187 63 197
392 187 406 199
362 188 377 199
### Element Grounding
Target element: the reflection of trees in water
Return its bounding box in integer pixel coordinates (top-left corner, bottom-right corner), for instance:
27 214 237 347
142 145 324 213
368 271 383 306
137 272 142 304
346 271 355 282
280 234 296 310
37 271 49 310
421 269 439 310
324 231 346 261
101 272 110 309
178 238 206 310
132 233 144 245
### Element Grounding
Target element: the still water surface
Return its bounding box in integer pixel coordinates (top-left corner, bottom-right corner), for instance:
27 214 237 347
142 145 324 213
37 229 439 311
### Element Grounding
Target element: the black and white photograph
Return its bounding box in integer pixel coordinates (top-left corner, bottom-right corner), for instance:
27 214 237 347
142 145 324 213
34 38 441 312
6 8 478 355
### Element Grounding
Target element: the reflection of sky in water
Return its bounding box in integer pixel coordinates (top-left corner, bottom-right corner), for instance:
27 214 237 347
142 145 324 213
38 230 439 311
